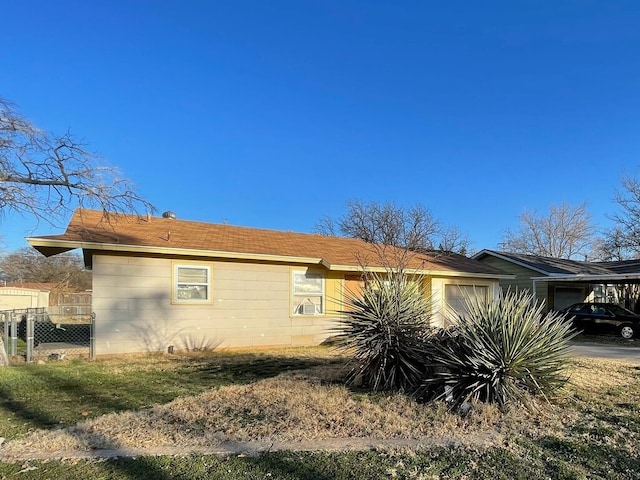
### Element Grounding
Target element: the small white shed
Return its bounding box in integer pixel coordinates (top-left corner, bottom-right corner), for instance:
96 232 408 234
0 287 50 310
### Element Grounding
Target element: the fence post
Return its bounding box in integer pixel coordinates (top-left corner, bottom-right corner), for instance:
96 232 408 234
1 312 6 352
1 313 8 366
90 312 96 360
10 311 17 357
26 312 34 363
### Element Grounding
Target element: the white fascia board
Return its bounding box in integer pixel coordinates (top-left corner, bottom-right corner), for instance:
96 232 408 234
531 273 640 282
326 262 514 279
427 271 515 280
27 238 324 266
323 262 392 273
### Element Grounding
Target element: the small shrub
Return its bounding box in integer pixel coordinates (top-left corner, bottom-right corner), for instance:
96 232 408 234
179 335 221 352
419 289 577 407
332 272 434 392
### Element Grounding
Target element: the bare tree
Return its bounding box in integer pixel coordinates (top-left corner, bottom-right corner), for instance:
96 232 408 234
437 225 471 256
0 247 91 291
590 228 634 262
315 200 438 250
499 202 595 259
1 97 154 224
0 97 154 365
315 199 471 254
314 215 338 237
608 172 640 258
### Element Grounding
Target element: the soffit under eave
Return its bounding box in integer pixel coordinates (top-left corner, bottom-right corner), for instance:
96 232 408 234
30 239 390 271
427 272 515 280
531 274 640 283
29 244 77 258
82 250 94 269
325 262 515 279
26 239 322 265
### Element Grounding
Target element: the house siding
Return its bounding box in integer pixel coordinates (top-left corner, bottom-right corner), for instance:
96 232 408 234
92 255 340 355
476 256 548 305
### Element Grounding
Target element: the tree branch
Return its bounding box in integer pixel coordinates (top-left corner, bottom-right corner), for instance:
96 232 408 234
1 96 155 226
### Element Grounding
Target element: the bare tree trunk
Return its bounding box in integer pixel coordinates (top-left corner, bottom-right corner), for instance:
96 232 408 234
0 338 8 367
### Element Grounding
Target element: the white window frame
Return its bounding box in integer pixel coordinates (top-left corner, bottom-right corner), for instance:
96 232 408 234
172 263 212 304
291 269 325 316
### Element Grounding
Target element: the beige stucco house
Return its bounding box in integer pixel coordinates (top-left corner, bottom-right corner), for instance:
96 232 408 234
27 209 511 356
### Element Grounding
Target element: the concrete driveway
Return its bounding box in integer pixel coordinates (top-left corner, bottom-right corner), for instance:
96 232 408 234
570 341 640 361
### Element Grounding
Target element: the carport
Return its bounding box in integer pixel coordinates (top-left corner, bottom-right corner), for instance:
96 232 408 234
532 273 640 311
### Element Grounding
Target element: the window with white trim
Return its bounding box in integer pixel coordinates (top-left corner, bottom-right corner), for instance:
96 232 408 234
292 270 324 315
173 264 211 303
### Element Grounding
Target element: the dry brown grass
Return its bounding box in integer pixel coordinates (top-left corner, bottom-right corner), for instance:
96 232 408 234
2 353 639 460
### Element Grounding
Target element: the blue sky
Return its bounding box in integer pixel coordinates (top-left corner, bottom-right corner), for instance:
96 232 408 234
1 1 639 253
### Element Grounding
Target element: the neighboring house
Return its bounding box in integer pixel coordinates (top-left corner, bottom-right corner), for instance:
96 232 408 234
473 249 640 311
27 209 511 356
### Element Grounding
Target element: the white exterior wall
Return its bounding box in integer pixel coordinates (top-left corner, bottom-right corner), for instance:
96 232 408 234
92 255 339 355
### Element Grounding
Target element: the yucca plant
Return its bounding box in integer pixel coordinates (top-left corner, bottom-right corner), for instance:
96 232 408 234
420 289 577 408
332 272 434 392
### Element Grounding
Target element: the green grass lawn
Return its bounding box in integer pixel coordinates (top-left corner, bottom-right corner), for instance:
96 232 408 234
0 348 338 440
0 347 638 480
0 447 614 480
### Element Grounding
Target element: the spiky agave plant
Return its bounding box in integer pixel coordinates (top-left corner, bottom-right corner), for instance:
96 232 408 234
421 289 577 407
332 272 434 392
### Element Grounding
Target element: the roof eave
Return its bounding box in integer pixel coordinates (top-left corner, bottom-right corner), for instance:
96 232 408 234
426 271 515 280
27 238 325 266
27 238 513 279
531 273 640 282
473 249 556 276
327 263 513 279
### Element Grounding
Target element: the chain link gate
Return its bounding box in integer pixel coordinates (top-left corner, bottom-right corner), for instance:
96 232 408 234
1 308 95 362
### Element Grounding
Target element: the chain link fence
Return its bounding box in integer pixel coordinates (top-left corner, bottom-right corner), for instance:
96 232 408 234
1 307 94 362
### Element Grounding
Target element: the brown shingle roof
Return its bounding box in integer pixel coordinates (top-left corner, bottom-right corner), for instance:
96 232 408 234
474 250 616 275
30 209 506 276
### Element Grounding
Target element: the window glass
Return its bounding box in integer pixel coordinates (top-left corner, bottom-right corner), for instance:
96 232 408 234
177 268 208 284
174 265 211 303
610 305 634 316
292 270 324 315
293 272 323 294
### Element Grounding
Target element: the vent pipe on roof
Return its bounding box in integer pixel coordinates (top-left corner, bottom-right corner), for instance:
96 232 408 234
162 211 176 219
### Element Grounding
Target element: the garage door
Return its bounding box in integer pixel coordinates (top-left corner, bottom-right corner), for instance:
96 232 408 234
554 287 586 310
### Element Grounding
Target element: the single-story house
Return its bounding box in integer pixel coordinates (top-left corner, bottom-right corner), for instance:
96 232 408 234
27 209 511 355
473 249 640 311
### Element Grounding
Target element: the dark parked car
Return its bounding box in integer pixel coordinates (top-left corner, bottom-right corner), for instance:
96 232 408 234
560 302 640 339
